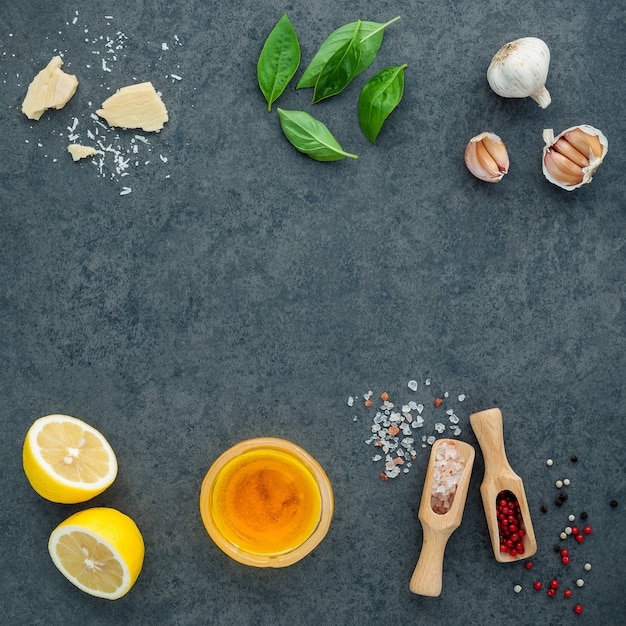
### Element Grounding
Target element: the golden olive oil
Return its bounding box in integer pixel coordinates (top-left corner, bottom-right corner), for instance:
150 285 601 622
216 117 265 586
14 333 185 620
210 449 322 555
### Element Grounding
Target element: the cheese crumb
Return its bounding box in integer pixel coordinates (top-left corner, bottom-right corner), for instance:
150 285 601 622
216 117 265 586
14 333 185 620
96 82 168 132
22 56 78 120
67 144 98 161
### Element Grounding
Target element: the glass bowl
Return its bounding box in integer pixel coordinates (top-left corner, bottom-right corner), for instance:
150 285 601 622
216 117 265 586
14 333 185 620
200 437 333 567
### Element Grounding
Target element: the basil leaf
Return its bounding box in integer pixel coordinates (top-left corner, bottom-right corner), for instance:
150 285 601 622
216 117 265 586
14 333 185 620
312 21 362 103
358 64 407 143
257 14 300 111
297 16 401 89
277 108 358 161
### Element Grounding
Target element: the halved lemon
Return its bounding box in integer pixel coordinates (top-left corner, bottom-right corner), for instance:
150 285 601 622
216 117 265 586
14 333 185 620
23 414 118 503
48 507 144 599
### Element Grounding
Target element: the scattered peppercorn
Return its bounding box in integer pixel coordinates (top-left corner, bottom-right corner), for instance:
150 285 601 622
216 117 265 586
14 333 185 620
561 556 570 565
559 492 568 502
571 526 580 535
541 504 548 513
554 498 563 506
553 544 562 553
433 397 443 407
533 581 543 590
580 511 588 519
560 549 569 557
570 455 578 463
525 561 533 570
547 588 556 597
584 562 592 571
563 478 571 486
610 500 618 508
555 480 563 488
380 392 389 402
546 459 553 466
564 589 573 598
574 604 583 615
575 534 585 544
549 579 559 589
576 578 584 587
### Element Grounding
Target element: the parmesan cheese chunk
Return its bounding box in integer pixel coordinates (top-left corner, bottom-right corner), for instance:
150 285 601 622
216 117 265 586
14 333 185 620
67 144 98 161
96 82 168 132
22 56 79 120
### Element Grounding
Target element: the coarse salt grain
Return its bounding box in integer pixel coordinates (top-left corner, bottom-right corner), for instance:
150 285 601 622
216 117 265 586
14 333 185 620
408 380 418 391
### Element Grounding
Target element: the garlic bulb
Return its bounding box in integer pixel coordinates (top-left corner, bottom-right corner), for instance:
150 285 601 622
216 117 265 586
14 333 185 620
487 37 551 108
542 125 608 191
464 132 509 183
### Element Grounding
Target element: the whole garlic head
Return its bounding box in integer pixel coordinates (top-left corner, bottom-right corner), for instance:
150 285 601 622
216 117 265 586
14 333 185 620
464 132 509 183
542 125 608 191
487 37 551 108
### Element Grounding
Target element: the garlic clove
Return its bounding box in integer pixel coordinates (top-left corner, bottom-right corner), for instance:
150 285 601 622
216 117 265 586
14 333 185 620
543 150 584 187
464 132 509 183
553 137 589 168
542 125 608 191
487 37 551 108
563 127 603 160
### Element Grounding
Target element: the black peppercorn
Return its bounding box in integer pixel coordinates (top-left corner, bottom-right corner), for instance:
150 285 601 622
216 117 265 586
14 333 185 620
541 504 548 513
570 455 578 462
610 500 618 508
553 544 561 553
554 498 563 506
580 511 588 520
559 492 568 502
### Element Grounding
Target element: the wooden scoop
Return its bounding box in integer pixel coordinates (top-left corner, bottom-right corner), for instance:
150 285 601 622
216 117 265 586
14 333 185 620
409 438 475 597
469 408 537 562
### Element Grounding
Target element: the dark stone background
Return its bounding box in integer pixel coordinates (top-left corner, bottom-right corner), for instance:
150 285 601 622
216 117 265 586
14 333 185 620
1 1 624 624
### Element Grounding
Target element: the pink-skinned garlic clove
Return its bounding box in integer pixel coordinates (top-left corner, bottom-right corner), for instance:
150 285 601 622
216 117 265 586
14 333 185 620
542 125 608 191
464 132 509 183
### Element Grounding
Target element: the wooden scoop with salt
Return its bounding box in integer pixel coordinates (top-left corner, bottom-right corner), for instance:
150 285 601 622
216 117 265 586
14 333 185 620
409 438 475 597
469 407 537 562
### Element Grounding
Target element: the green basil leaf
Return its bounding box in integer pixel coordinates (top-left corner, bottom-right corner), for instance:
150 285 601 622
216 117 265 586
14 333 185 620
312 21 362 103
257 14 300 111
358 64 407 143
277 108 358 161
297 16 401 89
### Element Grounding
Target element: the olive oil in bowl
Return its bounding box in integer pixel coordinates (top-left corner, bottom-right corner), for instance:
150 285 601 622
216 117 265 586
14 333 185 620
200 438 333 567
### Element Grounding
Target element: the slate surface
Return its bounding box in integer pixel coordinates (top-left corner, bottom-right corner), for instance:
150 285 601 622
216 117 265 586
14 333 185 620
1 1 625 625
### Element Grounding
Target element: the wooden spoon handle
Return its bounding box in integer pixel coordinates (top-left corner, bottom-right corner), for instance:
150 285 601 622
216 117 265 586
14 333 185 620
409 526 450 597
469 408 512 476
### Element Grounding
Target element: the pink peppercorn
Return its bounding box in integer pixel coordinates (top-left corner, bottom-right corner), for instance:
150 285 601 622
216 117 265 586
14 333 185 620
547 588 556 597
575 534 585 544
583 525 592 535
564 589 573 598
524 561 533 570
574 604 583 615
533 581 543 590
562 556 570 565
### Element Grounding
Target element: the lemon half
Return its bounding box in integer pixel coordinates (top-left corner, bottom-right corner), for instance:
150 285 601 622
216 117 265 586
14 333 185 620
23 414 118 503
48 507 144 599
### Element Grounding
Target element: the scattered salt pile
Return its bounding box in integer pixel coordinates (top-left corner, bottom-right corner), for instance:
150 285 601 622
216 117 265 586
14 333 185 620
430 441 466 514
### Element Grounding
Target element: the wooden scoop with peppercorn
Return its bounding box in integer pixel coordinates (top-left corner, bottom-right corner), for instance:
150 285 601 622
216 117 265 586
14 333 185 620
470 408 537 562
409 438 475 597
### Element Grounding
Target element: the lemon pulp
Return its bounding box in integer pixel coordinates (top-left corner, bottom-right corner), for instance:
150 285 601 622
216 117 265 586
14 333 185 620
210 449 322 555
